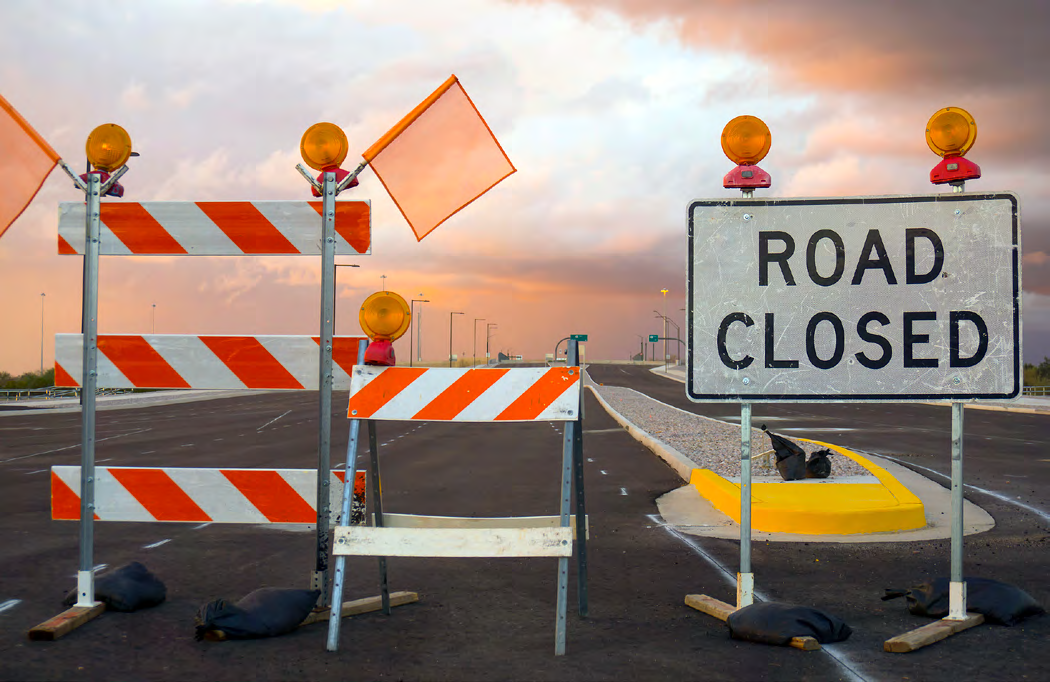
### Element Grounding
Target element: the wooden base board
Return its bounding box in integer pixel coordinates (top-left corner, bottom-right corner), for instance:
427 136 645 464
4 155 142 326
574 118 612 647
300 591 419 627
684 594 821 651
884 613 984 653
27 603 105 641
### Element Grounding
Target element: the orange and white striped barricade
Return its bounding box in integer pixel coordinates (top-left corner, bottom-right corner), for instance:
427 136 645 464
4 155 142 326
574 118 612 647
51 467 367 526
51 194 370 632
57 200 371 255
54 334 368 390
327 346 587 656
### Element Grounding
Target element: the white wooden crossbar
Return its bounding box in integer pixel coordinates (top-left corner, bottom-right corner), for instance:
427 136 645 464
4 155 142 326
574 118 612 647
332 526 573 558
376 513 589 539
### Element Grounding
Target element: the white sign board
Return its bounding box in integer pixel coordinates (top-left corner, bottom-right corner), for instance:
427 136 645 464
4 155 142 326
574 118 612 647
687 193 1020 401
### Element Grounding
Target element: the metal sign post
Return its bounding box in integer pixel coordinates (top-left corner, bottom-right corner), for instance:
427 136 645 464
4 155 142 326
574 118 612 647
313 171 338 604
76 172 102 608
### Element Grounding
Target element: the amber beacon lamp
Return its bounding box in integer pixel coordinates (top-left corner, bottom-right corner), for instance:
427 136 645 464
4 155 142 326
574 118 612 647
359 290 411 366
926 106 980 189
721 115 772 193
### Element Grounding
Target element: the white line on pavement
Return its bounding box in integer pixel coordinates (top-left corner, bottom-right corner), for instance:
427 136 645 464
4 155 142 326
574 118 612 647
142 539 171 549
0 428 152 464
0 599 21 614
646 514 868 682
257 410 292 431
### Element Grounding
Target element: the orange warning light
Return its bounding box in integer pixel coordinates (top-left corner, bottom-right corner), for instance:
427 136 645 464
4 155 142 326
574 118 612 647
300 122 349 171
926 107 977 158
721 115 771 166
926 107 981 186
86 123 132 172
360 290 411 366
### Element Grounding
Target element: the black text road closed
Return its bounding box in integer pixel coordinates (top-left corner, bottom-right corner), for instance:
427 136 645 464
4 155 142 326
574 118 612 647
686 193 1020 401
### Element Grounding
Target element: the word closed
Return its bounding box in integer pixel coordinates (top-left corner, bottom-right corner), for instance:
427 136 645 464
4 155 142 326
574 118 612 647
687 194 1020 401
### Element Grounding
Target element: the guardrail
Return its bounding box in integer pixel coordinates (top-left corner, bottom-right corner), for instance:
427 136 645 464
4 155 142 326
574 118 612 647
0 386 133 402
1023 385 1050 397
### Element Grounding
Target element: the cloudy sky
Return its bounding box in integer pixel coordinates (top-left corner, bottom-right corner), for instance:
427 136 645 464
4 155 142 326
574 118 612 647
1 0 1047 375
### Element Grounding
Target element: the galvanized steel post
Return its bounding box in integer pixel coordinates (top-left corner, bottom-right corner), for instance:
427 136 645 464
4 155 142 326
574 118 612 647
948 401 968 619
738 402 754 608
326 339 367 651
314 170 337 603
76 172 102 607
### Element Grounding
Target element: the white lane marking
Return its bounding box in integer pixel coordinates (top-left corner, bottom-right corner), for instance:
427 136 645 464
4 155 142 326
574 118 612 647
26 469 48 475
587 458 594 463
775 427 857 433
142 539 171 549
213 438 224 442
0 428 151 464
620 487 628 496
646 514 868 682
877 454 1050 524
600 470 608 475
141 451 155 455
0 599 21 614
258 410 292 431
180 444 194 448
97 458 114 463
192 523 212 530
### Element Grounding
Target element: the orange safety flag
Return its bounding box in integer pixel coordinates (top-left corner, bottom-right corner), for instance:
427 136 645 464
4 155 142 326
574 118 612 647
0 92 60 240
363 75 515 241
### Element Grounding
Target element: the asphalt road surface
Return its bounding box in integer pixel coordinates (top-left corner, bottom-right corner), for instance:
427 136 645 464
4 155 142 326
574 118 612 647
0 373 1046 681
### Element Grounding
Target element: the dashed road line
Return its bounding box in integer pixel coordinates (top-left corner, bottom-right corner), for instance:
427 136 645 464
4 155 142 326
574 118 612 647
0 428 152 464
142 539 171 549
0 599 21 614
257 410 291 431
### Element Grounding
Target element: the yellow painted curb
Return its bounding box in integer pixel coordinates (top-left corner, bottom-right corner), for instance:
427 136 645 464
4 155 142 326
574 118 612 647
689 441 926 535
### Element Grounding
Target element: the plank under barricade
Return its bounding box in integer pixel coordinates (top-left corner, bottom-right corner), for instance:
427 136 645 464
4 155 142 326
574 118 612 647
327 354 588 656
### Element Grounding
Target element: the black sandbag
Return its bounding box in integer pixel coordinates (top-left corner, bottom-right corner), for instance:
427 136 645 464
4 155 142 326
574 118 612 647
62 561 166 612
727 602 852 646
805 449 833 479
761 425 806 481
195 588 320 640
882 577 1045 626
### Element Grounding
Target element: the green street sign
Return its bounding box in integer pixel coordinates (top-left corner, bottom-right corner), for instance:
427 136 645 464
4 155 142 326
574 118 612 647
570 334 588 341
649 334 659 342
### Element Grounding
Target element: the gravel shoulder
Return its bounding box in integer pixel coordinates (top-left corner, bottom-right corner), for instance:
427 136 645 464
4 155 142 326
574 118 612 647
588 381 869 479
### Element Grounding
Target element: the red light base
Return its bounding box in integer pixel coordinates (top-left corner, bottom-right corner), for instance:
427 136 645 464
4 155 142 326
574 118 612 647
930 156 981 186
311 167 359 197
724 164 771 190
78 171 124 197
363 338 396 366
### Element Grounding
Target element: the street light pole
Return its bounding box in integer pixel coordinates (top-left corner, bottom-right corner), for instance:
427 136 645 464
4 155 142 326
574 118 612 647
487 323 498 365
410 298 429 367
660 288 669 372
473 318 485 368
333 264 360 335
40 293 45 374
416 293 424 363
449 311 464 366
380 274 387 291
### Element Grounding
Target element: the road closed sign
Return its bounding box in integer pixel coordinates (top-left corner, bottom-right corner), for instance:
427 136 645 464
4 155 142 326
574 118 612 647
687 193 1020 401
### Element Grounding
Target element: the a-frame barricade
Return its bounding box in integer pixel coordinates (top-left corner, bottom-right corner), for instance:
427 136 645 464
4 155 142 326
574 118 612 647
327 341 588 655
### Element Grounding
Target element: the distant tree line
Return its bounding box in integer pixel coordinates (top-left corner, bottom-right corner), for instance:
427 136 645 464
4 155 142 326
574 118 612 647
0 368 55 390
1024 357 1050 387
